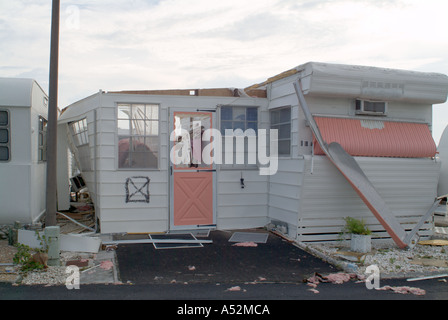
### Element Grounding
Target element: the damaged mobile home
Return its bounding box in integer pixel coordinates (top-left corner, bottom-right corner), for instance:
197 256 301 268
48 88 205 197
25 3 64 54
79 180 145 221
56 62 448 244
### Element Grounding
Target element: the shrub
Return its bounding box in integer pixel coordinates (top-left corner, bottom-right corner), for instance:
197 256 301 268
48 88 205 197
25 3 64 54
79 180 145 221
342 217 372 235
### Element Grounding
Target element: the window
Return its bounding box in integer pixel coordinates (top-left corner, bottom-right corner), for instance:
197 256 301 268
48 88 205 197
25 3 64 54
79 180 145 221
0 110 10 162
118 104 159 169
220 106 258 134
70 118 89 147
220 106 258 167
270 107 291 156
69 118 91 171
38 116 48 162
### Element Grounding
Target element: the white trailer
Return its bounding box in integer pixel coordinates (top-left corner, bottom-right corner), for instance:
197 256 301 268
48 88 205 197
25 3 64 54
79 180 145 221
57 62 448 244
0 78 48 224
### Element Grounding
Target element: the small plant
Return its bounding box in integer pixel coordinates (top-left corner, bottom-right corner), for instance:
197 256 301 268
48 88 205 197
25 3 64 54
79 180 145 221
13 243 45 273
13 230 49 273
341 217 372 236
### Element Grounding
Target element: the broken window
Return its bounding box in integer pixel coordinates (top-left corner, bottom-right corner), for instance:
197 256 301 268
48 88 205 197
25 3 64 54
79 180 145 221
0 110 10 162
270 106 291 156
118 104 159 169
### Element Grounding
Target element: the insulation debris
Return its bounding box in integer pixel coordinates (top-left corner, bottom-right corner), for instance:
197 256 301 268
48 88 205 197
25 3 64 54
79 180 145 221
232 241 258 247
306 272 361 285
100 260 114 271
226 286 246 292
376 285 426 296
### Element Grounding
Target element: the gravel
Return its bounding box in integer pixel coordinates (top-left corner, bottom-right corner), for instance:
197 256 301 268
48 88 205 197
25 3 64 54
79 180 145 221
0 241 98 286
308 239 448 278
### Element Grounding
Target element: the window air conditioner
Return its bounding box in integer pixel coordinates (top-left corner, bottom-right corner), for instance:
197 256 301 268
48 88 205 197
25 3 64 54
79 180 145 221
355 99 387 116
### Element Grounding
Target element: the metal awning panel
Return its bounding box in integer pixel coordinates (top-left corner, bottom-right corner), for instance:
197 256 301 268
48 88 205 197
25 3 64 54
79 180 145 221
313 117 437 158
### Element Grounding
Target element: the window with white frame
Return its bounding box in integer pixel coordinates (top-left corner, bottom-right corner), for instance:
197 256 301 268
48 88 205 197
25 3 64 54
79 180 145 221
270 107 291 156
69 118 91 171
0 110 10 162
117 103 159 169
70 118 89 147
38 116 47 162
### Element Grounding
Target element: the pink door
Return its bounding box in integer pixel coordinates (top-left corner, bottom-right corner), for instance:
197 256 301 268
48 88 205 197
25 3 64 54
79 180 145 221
171 112 214 228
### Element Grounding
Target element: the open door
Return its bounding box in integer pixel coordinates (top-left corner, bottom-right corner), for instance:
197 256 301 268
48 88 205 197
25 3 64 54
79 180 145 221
169 110 216 230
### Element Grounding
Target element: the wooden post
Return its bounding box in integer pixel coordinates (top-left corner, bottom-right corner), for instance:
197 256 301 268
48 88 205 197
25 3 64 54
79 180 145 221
45 0 60 227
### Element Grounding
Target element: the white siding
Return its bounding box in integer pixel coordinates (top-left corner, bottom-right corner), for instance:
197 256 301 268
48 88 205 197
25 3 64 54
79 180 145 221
268 159 305 238
217 169 268 230
298 156 440 242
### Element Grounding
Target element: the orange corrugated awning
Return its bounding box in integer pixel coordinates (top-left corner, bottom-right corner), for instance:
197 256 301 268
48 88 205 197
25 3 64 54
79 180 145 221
313 117 437 158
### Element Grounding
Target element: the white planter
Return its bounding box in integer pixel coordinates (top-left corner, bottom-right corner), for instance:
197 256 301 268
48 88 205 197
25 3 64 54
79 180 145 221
350 233 371 253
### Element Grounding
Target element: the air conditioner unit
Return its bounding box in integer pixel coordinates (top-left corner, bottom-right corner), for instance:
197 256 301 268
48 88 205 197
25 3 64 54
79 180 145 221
355 99 387 115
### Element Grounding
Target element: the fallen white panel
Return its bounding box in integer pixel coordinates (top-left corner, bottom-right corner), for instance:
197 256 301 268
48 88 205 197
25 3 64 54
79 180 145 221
18 229 101 253
60 234 101 253
229 232 269 243
18 229 44 250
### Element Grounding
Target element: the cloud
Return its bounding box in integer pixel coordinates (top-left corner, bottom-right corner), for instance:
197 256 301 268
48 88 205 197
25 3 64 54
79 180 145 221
0 0 447 143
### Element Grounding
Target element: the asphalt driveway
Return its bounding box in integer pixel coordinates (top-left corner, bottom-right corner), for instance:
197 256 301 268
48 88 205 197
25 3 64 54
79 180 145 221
115 230 336 285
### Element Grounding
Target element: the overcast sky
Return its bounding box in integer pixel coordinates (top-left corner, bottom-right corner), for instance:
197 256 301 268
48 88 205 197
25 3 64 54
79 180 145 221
1 0 447 143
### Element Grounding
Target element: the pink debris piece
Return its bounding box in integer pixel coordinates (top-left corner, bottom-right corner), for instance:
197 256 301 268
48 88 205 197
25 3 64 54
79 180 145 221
188 266 196 271
308 288 320 294
377 285 426 296
226 286 242 292
324 273 354 284
100 260 114 271
232 242 258 247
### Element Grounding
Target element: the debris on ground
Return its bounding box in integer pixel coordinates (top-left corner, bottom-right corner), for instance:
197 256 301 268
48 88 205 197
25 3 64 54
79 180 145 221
226 285 246 292
418 239 448 246
232 242 258 247
376 285 426 296
304 272 364 294
305 272 362 286
100 260 114 271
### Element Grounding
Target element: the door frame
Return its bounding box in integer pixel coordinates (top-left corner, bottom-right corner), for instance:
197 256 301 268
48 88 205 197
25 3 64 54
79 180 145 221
168 108 217 231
